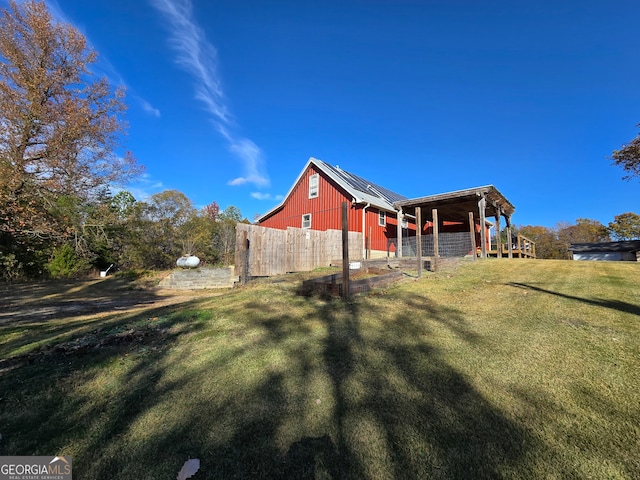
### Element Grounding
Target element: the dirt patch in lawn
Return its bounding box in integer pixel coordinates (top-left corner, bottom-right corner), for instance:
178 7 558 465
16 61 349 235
0 273 216 326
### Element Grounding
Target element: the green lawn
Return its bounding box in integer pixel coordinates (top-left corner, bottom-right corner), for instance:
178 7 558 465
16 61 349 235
1 259 639 479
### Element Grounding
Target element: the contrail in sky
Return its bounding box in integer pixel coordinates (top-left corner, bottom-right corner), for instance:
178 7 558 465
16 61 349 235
149 0 270 188
45 0 161 119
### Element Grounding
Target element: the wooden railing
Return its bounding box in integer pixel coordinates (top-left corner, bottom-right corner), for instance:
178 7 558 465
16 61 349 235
489 234 536 258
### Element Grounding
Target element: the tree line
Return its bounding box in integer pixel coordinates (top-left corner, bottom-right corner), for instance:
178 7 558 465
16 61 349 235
514 213 640 260
1 184 247 281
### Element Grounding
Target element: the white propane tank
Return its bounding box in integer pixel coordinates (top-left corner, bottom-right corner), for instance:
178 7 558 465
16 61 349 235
177 255 200 268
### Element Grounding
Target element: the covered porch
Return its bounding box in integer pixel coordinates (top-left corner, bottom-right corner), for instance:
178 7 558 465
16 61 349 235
393 185 530 272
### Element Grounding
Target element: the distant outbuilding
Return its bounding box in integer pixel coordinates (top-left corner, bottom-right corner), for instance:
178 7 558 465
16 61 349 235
569 241 640 261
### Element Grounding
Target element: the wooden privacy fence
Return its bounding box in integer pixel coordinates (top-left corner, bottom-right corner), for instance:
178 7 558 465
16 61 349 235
235 224 363 279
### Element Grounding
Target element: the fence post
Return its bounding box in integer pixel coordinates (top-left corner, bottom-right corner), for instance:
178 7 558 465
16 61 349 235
342 202 350 299
416 207 422 278
237 229 249 285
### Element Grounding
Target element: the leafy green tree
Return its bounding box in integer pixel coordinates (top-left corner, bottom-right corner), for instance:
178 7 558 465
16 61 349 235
11 185 246 273
214 206 245 265
518 225 566 259
47 243 89 278
608 212 640 240
519 218 611 259
612 124 640 179
128 190 196 269
557 218 610 245
179 214 216 261
111 191 137 220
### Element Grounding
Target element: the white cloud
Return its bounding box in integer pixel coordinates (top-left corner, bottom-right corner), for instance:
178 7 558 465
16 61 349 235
251 192 284 201
228 177 248 186
139 98 161 117
150 0 270 188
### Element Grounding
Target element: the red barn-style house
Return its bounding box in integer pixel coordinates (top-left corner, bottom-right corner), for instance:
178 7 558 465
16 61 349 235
257 157 516 259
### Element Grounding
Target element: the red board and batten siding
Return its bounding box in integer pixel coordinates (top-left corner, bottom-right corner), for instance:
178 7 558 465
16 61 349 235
259 165 358 231
259 165 403 252
364 207 401 253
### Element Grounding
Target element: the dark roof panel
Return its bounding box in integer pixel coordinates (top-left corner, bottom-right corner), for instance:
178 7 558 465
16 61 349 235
569 240 640 253
317 160 408 205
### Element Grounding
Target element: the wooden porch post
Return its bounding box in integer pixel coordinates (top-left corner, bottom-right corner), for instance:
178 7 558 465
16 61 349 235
432 208 439 272
495 212 502 258
478 195 487 259
396 209 403 258
416 207 422 278
468 211 476 261
506 214 513 259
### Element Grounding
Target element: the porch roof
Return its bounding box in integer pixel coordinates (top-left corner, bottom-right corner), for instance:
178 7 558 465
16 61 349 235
393 185 515 223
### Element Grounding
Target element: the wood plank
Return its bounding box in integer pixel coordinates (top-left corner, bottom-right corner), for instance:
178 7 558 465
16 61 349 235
236 224 365 277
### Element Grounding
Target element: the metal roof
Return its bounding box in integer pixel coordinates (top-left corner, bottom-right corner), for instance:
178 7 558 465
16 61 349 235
569 240 640 253
317 159 408 208
257 157 516 224
393 185 515 222
256 157 407 222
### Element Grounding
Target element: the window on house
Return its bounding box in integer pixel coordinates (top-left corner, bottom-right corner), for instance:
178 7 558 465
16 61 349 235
302 213 312 229
308 174 319 199
379 210 386 226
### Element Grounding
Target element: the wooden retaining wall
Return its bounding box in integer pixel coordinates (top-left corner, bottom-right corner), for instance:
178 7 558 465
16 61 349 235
300 268 403 297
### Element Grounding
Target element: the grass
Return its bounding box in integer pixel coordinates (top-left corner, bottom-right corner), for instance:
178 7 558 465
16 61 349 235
0 259 639 479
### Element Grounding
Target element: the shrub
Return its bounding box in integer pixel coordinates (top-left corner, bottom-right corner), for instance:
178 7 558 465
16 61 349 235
0 252 23 281
47 244 89 278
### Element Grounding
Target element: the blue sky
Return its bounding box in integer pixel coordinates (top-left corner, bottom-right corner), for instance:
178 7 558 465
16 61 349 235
40 0 639 227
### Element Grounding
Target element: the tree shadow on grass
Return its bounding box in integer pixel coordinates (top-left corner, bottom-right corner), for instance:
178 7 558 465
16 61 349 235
312 296 529 479
0 299 211 455
509 282 640 316
508 383 640 479
0 284 564 478
189 293 537 478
